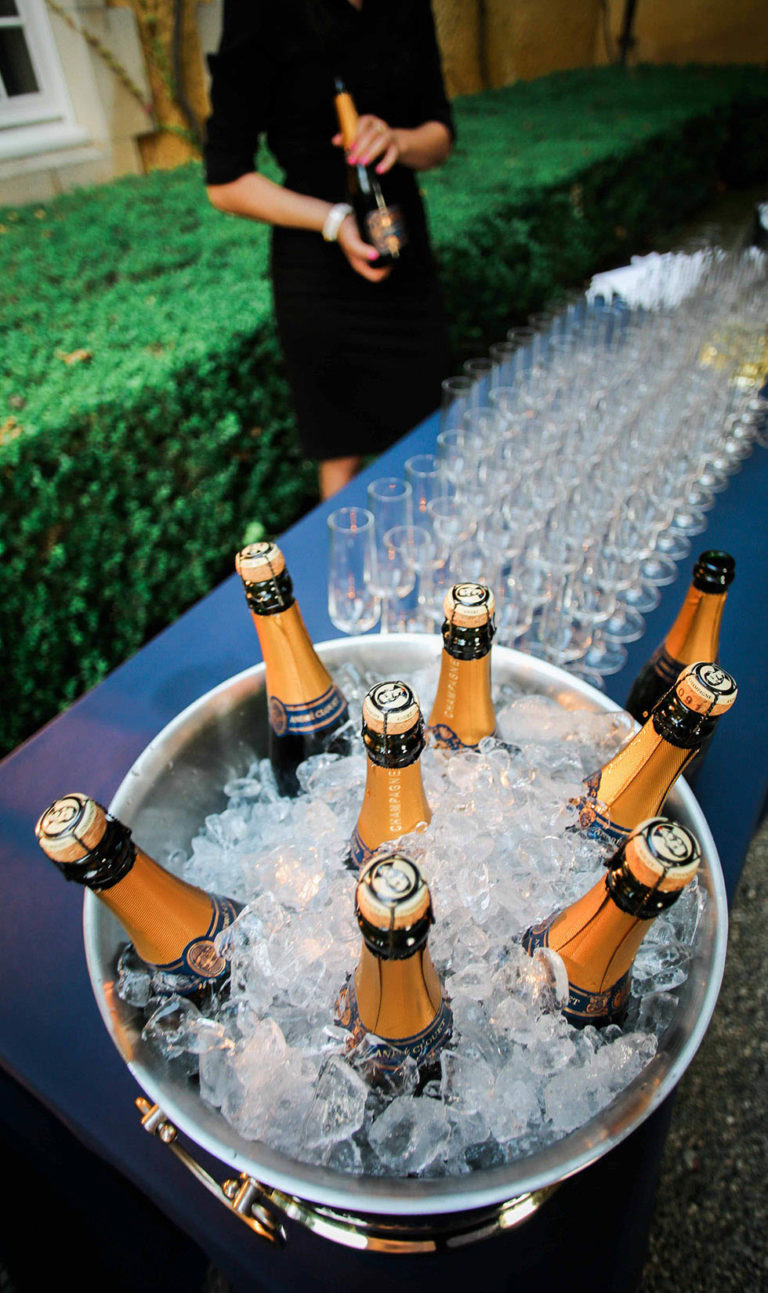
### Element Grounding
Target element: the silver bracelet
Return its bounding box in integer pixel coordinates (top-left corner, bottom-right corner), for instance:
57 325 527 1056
322 202 353 243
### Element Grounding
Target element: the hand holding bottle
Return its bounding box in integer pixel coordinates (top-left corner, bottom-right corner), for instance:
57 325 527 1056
332 113 400 174
332 79 407 270
336 213 392 282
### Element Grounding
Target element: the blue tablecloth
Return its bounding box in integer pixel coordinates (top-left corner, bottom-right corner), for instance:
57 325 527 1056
1 411 766 1291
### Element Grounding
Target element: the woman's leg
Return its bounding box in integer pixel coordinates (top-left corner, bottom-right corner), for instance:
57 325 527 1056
319 454 363 500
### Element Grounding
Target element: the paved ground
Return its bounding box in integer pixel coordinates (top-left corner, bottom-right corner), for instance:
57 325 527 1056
639 816 768 1292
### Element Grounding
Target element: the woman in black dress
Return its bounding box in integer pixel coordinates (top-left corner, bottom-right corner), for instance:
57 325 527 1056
204 0 454 499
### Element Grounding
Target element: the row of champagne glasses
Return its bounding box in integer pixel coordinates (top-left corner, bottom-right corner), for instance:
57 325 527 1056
431 246 767 683
327 246 767 665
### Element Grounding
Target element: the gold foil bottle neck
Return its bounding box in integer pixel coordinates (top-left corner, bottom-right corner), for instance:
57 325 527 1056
334 89 359 151
235 541 286 584
444 582 495 627
622 817 701 892
35 793 107 864
675 662 737 717
357 853 431 931
363 681 422 735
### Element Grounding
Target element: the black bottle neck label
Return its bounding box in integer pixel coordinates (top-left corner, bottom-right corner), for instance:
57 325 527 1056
692 551 735 592
652 694 718 748
441 615 496 661
606 862 682 918
242 568 295 615
363 717 425 768
54 815 136 891
356 905 434 960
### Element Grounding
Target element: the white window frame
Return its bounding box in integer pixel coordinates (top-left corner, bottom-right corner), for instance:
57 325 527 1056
0 0 77 137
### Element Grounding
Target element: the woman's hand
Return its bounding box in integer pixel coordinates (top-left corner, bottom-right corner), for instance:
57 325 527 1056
336 214 391 282
332 115 400 174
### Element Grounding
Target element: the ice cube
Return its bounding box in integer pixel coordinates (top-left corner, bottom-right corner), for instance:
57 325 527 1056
369 1096 451 1174
304 1056 370 1148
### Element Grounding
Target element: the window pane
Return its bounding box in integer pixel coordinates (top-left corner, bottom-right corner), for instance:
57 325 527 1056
0 1 20 16
0 27 38 95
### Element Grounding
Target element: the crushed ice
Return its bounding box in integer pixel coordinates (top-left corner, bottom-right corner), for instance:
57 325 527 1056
120 659 706 1177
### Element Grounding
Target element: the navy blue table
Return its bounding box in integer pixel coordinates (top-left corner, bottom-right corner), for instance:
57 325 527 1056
1 411 766 1292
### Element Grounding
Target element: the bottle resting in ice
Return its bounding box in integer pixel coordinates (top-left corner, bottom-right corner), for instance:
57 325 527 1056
335 851 452 1079
35 792 241 998
350 680 431 869
625 550 735 724
524 816 701 1027
428 582 497 750
573 661 737 846
236 541 349 796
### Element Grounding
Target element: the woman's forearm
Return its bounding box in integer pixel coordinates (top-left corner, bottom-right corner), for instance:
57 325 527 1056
392 121 453 171
206 171 332 231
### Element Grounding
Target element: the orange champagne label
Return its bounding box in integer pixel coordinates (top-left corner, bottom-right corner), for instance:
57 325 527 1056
586 723 692 836
251 602 344 728
539 878 648 997
100 849 220 967
429 653 496 749
352 761 431 868
353 943 443 1039
665 587 726 665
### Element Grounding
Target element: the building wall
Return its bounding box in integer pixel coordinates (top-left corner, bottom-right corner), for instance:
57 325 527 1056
2 0 766 200
595 0 768 68
0 0 149 206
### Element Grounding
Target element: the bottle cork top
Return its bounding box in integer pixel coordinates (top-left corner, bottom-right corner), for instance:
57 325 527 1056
333 78 359 150
444 583 495 627
692 550 735 592
363 681 422 734
357 852 431 931
35 792 108 864
235 542 286 584
674 662 737 716
622 817 701 891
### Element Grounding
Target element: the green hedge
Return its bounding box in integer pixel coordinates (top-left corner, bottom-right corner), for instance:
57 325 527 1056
1 64 767 756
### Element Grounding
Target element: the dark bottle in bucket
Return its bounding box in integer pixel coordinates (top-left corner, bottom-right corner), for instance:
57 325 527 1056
236 541 350 797
523 817 701 1028
333 77 407 268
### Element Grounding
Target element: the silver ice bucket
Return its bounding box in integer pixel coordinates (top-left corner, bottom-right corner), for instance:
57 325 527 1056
84 636 727 1252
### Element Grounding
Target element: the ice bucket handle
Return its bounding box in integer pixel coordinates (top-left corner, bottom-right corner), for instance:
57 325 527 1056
136 1098 286 1246
136 1096 557 1253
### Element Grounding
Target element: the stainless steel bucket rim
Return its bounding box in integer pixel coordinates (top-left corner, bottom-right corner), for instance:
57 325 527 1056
84 635 728 1219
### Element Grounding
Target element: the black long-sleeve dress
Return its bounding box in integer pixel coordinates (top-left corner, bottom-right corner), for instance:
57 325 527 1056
204 0 454 463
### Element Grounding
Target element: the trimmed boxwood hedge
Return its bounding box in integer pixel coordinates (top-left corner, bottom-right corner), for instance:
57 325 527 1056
1 64 767 756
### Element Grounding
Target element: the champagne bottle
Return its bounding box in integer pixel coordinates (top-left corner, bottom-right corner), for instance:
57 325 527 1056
625 550 735 724
574 661 737 846
333 76 407 267
236 541 349 796
523 816 701 1027
350 680 432 869
428 582 497 750
35 793 241 998
335 851 452 1078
